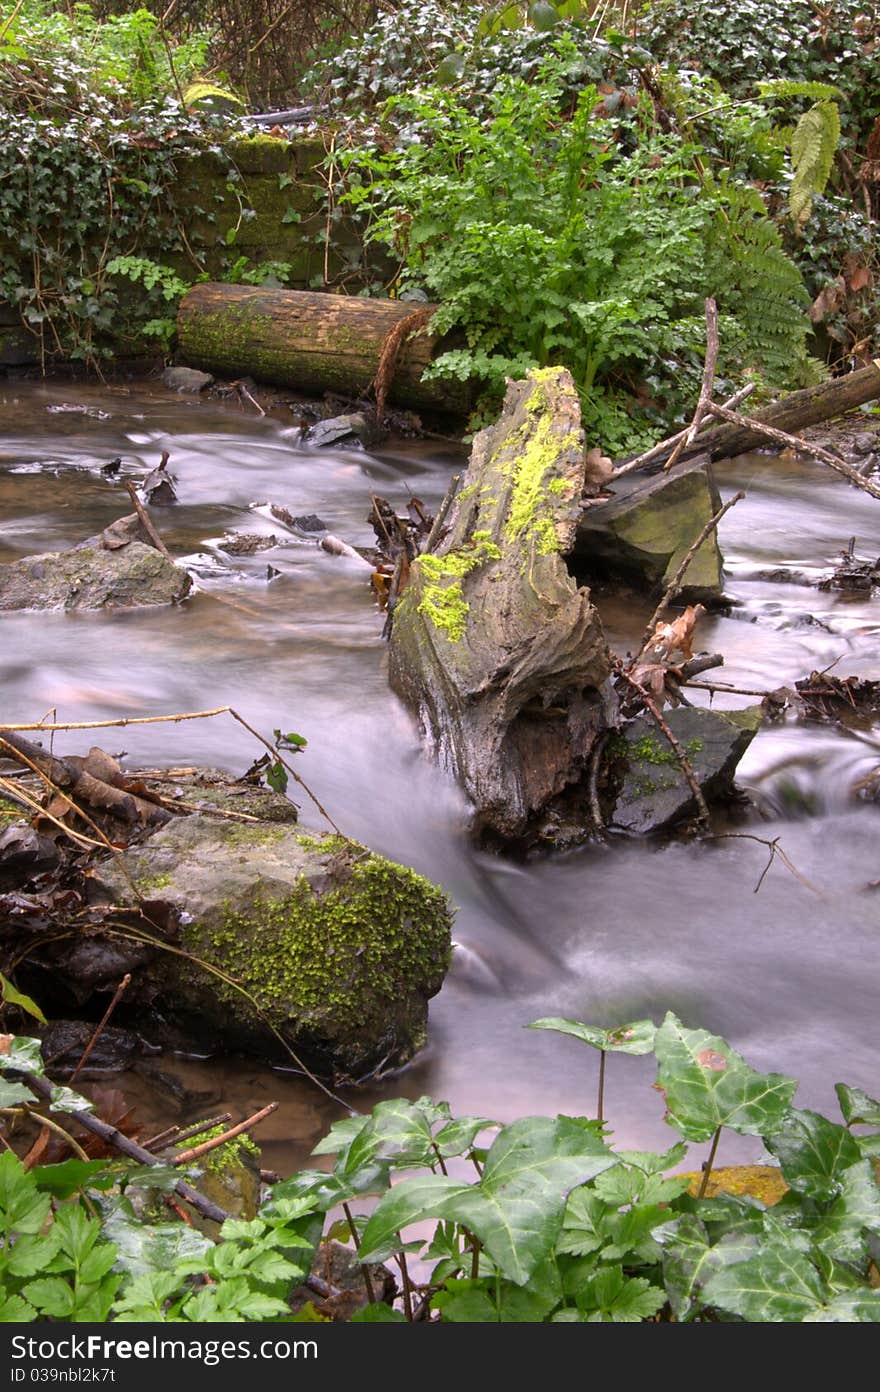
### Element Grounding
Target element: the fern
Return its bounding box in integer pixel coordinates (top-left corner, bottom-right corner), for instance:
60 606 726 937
789 100 840 227
705 183 812 386
755 81 841 227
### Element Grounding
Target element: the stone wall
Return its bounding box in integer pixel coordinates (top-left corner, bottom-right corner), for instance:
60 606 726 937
0 133 361 369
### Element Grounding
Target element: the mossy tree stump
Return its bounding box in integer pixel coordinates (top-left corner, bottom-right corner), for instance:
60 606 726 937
389 367 614 844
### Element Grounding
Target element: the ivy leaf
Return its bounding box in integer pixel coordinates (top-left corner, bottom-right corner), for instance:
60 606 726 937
33 1159 116 1198
350 1302 407 1322
811 1160 880 1266
765 1108 863 1201
0 1078 34 1107
703 1244 879 1322
0 1035 43 1074
659 1214 757 1321
310 1115 368 1157
102 1207 212 1279
836 1083 880 1128
654 1013 797 1142
433 1116 497 1158
357 1175 470 1266
528 1017 657 1054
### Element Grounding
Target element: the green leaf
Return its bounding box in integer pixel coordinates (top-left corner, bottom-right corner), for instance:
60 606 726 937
811 1160 880 1266
7 1229 62 1278
558 1186 607 1257
433 1279 497 1322
0 972 46 1024
836 1084 880 1128
660 1215 757 1321
23 1277 75 1318
0 1291 36 1322
654 1013 797 1142
528 1017 656 1055
350 1302 407 1321
33 1159 115 1198
0 1152 52 1235
765 1108 863 1201
703 1244 873 1322
0 1036 43 1074
358 1175 469 1265
79 1244 118 1285
311 1115 369 1157
435 54 465 86
573 1265 666 1322
0 1078 34 1107
433 1116 497 1158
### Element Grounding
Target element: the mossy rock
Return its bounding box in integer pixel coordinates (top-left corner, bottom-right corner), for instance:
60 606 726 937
682 1164 789 1206
0 543 191 612
609 705 763 834
574 458 725 601
91 815 453 1082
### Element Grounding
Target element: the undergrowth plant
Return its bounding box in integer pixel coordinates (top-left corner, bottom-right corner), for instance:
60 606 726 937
1 1012 878 1323
335 52 816 450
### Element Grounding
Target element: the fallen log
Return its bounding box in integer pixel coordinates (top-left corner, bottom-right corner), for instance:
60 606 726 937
388 367 615 844
176 284 469 415
661 360 880 464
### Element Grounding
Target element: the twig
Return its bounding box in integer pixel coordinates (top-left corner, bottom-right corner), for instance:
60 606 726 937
663 298 719 471
424 473 461 554
172 1103 278 1164
124 482 175 562
706 403 880 502
69 974 131 1084
232 380 266 416
614 663 712 831
686 680 775 697
0 773 106 852
708 832 824 897
587 731 609 837
632 491 745 665
612 385 756 478
342 1200 375 1305
150 1114 232 1152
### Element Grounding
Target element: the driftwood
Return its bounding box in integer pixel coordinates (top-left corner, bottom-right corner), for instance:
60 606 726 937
177 284 468 414
657 360 880 465
0 730 169 828
388 368 614 843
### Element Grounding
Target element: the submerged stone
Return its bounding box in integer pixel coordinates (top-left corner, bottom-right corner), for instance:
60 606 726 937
0 542 191 611
574 458 725 601
91 815 453 1082
608 705 762 834
162 366 214 392
305 413 372 448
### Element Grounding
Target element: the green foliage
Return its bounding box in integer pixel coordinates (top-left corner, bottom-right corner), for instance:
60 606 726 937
0 2 244 364
1 1012 878 1323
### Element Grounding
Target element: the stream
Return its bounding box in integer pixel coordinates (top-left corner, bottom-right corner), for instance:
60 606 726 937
2 377 879 1176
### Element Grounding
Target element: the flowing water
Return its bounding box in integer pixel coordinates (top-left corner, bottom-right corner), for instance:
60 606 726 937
2 378 879 1174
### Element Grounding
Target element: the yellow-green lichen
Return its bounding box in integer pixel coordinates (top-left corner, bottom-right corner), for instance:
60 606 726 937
416 531 502 642
504 411 580 556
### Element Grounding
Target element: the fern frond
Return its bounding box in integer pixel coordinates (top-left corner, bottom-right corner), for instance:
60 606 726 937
757 79 841 103
790 101 840 227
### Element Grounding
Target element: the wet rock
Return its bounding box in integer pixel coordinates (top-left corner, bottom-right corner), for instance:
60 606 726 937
0 823 60 887
305 413 371 448
290 513 328 533
608 705 763 834
852 432 879 456
0 542 191 611
292 1240 396 1320
574 458 724 601
162 366 213 393
389 367 613 845
90 816 453 1082
219 532 279 555
40 1021 146 1074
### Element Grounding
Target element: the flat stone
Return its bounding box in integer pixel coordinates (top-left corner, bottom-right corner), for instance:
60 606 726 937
852 431 879 456
162 366 213 393
609 705 763 834
574 458 724 601
305 413 370 447
0 542 191 611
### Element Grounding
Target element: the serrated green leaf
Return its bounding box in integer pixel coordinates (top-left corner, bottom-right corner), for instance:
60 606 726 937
0 1291 36 1321
574 1264 666 1322
558 1186 607 1257
836 1084 880 1128
79 1243 118 1285
433 1279 497 1322
765 1108 863 1200
529 1017 656 1055
112 1270 183 1321
654 1013 797 1142
23 1276 75 1318
7 1229 62 1278
0 1152 52 1235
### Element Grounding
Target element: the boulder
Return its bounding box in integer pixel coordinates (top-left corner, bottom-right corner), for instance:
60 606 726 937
162 366 213 393
0 542 191 611
608 705 763 834
574 458 724 601
388 367 614 845
90 816 453 1082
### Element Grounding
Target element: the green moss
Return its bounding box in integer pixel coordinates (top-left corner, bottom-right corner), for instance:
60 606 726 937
181 847 452 1040
176 1122 260 1176
222 823 287 849
295 832 349 854
504 408 580 557
136 870 172 893
0 795 23 823
629 733 703 768
415 531 501 642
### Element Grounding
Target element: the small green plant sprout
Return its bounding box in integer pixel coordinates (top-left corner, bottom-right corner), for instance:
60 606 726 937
528 1017 656 1124
0 972 46 1025
264 729 307 795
